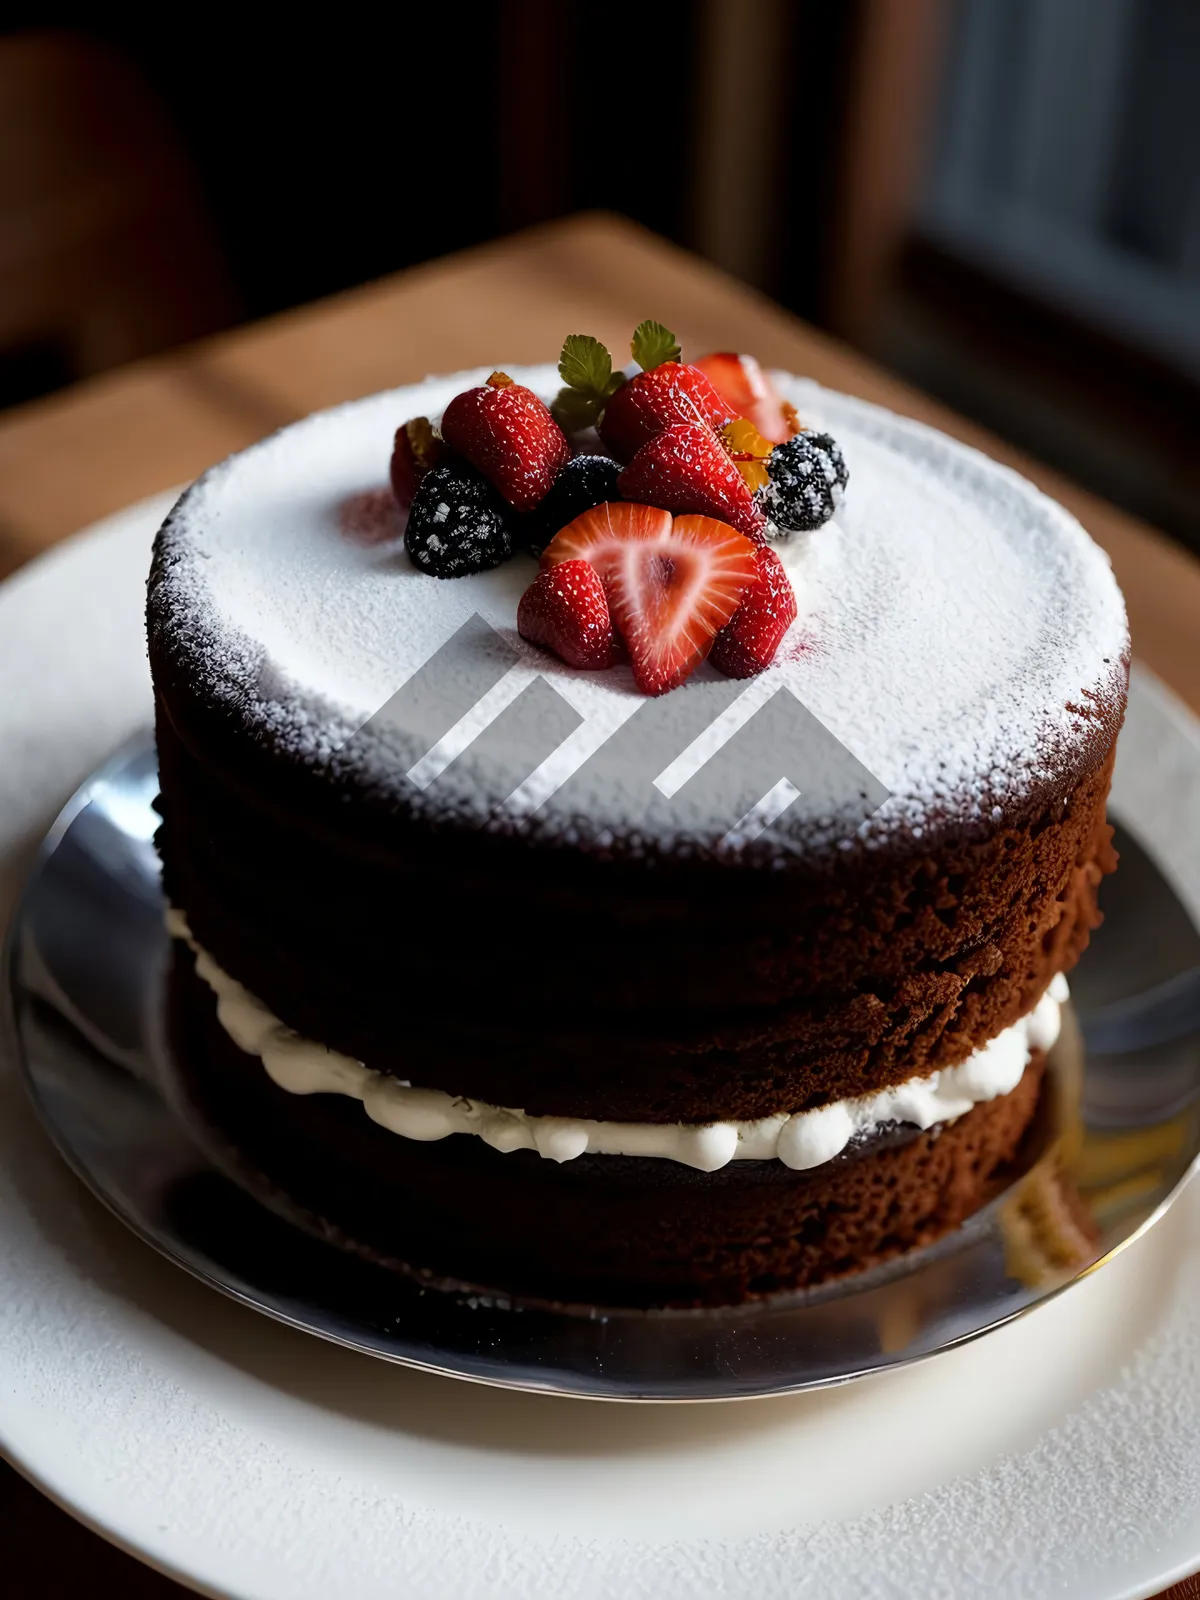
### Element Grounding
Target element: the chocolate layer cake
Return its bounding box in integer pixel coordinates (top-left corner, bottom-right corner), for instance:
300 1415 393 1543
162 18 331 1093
148 365 1128 1308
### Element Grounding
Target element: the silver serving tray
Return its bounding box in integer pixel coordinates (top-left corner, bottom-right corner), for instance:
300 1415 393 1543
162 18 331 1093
4 736 1199 1401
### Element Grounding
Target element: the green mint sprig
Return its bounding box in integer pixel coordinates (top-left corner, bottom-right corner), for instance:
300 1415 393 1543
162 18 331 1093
630 319 681 370
550 321 683 432
551 333 627 431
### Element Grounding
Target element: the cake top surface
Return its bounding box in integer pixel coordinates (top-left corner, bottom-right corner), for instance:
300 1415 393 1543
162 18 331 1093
149 365 1128 861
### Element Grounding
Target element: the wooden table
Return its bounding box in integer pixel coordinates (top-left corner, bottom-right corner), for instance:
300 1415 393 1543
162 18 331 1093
1 213 1197 1600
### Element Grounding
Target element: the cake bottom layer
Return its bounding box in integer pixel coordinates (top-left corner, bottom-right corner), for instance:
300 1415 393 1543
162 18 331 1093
165 952 1049 1309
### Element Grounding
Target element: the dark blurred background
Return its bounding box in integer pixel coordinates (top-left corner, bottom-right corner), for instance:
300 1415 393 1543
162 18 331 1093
2 0 1197 550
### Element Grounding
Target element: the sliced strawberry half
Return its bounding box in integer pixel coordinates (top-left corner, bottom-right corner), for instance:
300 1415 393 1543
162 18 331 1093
517 558 616 670
693 352 800 446
710 544 797 679
617 421 766 541
598 361 733 462
542 502 758 695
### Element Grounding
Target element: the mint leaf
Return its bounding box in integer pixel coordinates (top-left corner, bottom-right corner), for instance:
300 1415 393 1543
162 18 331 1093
559 334 613 398
554 334 628 431
630 319 681 370
551 385 604 432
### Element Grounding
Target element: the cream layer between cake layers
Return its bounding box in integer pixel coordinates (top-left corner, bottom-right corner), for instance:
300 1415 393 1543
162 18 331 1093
168 909 1066 1175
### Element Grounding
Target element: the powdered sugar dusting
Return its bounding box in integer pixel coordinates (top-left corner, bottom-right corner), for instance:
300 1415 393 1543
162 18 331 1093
149 367 1128 857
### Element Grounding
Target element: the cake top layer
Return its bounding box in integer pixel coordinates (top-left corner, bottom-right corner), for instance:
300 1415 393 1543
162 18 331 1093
149 366 1128 861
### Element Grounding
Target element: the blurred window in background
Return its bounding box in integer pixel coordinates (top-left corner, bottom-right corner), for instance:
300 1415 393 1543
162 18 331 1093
870 0 1200 550
0 31 235 408
924 0 1200 379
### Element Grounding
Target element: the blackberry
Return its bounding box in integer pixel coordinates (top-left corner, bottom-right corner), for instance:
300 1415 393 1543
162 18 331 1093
757 431 848 535
404 461 515 578
519 454 622 556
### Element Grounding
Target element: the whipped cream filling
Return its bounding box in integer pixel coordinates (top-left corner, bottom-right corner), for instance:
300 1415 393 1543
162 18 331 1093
167 909 1066 1175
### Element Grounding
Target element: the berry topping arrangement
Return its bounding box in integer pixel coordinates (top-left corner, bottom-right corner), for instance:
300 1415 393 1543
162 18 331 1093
389 323 849 694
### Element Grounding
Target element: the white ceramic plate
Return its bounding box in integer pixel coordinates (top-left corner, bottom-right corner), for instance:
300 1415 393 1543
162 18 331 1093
1 495 1199 1600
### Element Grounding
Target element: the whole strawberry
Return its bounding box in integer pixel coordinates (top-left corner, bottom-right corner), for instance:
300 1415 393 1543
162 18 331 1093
599 362 733 462
441 372 570 513
618 422 766 541
710 544 797 678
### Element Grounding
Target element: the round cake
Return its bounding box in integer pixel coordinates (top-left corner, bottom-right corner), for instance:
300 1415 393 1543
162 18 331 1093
147 352 1128 1307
